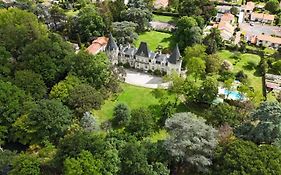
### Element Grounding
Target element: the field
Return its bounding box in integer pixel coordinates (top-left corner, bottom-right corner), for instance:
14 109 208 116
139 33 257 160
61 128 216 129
217 50 263 101
93 83 170 123
152 14 177 23
134 31 172 51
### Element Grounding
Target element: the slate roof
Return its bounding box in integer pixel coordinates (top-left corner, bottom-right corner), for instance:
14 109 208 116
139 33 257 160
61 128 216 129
123 48 137 56
106 33 118 51
168 44 181 64
135 42 150 57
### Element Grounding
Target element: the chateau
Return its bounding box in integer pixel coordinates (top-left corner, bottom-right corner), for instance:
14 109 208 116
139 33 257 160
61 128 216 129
105 34 182 75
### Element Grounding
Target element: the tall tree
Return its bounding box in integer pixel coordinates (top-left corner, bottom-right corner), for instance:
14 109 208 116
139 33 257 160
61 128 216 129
125 108 155 138
19 33 74 87
203 28 223 54
108 0 126 22
236 102 281 145
205 54 222 74
26 99 72 143
66 52 111 89
186 57 206 81
9 153 40 175
178 0 217 20
67 84 104 115
69 5 106 43
112 103 131 128
265 0 279 14
121 8 152 32
14 70 47 100
0 47 12 79
165 112 218 173
175 16 202 50
0 8 47 57
111 21 138 44
198 76 218 103
212 139 281 175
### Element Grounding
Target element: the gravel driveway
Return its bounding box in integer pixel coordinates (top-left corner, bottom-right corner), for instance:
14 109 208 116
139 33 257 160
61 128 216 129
125 69 170 89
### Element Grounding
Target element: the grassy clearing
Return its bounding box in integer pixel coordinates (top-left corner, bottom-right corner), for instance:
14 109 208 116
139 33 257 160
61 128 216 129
217 50 263 101
93 83 170 123
134 31 172 51
152 14 177 23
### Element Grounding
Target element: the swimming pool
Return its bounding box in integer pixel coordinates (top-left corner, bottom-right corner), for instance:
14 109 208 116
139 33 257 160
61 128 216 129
224 89 245 101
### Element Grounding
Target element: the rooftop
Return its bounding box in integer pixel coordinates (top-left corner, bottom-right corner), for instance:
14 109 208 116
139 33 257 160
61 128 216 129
257 34 281 44
221 13 235 22
251 12 275 21
86 37 109 55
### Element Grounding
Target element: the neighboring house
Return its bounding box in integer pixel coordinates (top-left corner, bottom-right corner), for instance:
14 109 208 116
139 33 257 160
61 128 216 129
242 1 255 13
254 34 281 49
265 73 281 91
250 12 275 24
216 21 235 41
154 0 169 9
221 13 235 24
216 5 232 13
106 34 182 75
86 37 109 55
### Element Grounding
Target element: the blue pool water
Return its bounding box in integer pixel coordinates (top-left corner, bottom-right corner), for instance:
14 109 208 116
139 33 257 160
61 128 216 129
224 90 245 100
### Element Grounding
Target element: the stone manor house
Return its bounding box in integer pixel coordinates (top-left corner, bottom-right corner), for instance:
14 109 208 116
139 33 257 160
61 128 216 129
105 34 182 75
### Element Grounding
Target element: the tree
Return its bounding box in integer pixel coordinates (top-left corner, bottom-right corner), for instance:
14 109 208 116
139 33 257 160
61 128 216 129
26 99 72 143
186 57 206 81
80 112 99 132
272 60 281 75
203 28 223 54
50 75 83 103
67 84 104 115
0 80 30 141
64 150 103 175
265 0 279 14
112 103 131 128
175 16 202 50
125 108 155 138
19 33 74 87
0 46 12 79
212 139 281 175
9 153 40 175
0 150 16 175
165 112 218 173
183 44 206 68
0 8 47 57
182 79 200 103
111 21 138 44
66 52 111 89
198 76 218 103
14 70 47 100
121 7 152 32
205 54 222 74
178 0 217 20
49 5 67 31
235 102 281 145
208 103 241 127
108 0 126 21
69 5 106 43
230 6 239 15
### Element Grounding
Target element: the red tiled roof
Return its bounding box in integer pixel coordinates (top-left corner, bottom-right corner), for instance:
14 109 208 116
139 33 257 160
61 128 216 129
257 34 281 44
251 12 275 21
86 37 109 55
221 13 234 22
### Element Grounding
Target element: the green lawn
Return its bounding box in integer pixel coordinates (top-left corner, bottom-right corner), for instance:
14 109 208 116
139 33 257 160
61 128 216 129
93 83 170 123
134 31 172 51
217 50 263 101
152 14 177 23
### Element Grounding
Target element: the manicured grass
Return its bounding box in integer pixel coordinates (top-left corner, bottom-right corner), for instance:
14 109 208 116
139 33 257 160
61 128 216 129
152 14 177 23
217 50 263 102
134 31 172 51
93 83 170 123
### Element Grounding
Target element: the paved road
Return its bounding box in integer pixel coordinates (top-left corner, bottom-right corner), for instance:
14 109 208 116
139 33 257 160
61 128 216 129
125 69 170 89
239 22 281 36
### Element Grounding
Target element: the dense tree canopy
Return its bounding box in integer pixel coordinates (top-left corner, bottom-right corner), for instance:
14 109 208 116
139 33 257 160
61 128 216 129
165 112 218 173
14 70 47 100
69 5 106 43
265 0 279 14
112 103 131 128
66 52 111 90
0 8 47 57
175 16 202 50
111 21 138 44
203 28 223 54
121 7 152 32
19 33 74 87
236 102 281 145
212 139 281 175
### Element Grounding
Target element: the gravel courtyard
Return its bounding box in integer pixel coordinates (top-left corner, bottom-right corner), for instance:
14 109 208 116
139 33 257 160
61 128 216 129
125 69 170 89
